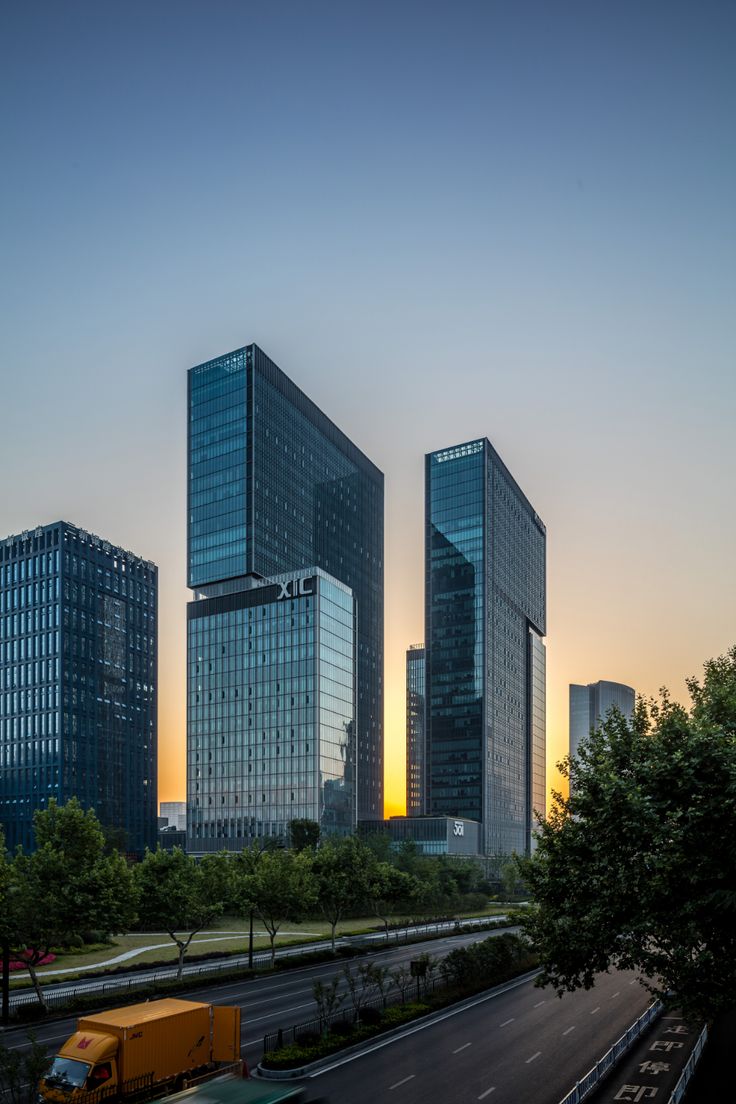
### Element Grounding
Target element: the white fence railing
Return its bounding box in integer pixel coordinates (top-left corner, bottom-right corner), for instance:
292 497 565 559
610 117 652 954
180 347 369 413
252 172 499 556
557 1000 663 1104
668 1023 708 1104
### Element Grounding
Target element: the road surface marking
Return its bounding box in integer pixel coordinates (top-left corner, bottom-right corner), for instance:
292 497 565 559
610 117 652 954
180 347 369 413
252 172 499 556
630 980 637 985
533 1000 545 1007
590 1007 600 1015
389 1075 415 1090
500 1017 515 1026
453 1042 472 1053
478 1089 496 1099
310 968 540 1077
563 1026 576 1036
526 1051 542 1063
610 992 620 999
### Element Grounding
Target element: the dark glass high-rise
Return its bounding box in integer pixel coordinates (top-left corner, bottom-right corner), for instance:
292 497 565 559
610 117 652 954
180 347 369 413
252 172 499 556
424 439 546 856
0 522 157 854
187 344 384 831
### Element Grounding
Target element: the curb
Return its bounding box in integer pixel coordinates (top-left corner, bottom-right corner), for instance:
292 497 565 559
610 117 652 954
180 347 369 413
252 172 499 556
255 967 541 1080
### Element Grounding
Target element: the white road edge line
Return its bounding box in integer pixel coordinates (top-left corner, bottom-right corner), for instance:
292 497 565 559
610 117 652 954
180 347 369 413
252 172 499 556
453 1043 472 1053
389 1075 415 1090
310 969 539 1078
478 1089 496 1099
526 1051 542 1064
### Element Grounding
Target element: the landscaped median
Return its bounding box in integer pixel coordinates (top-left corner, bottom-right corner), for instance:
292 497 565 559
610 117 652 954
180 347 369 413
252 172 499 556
258 933 539 1075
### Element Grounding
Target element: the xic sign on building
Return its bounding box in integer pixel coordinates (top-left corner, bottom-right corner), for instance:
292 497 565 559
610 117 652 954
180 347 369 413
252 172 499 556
276 577 314 600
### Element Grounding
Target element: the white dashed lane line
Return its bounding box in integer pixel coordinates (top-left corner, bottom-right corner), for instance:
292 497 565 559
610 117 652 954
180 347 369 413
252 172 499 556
526 1051 542 1064
478 1088 496 1099
533 1000 545 1008
453 1042 472 1053
563 1026 576 1036
389 1075 415 1091
611 992 620 999
590 1007 600 1015
499 1017 515 1027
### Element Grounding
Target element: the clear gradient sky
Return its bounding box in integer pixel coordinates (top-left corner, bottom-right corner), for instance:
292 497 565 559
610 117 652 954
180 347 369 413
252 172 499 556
1 2 734 816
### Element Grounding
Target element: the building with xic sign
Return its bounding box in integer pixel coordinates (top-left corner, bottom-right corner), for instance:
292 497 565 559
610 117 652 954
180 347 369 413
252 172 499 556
187 568 355 852
186 343 383 836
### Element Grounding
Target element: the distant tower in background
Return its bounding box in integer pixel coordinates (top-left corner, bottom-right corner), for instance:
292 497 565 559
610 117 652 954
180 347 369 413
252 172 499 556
406 644 426 816
0 522 157 855
424 438 546 857
569 680 636 761
160 801 187 831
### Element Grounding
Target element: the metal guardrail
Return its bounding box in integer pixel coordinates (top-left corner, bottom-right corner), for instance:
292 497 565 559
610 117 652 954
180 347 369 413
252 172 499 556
668 1023 708 1104
8 916 503 1017
558 1000 664 1104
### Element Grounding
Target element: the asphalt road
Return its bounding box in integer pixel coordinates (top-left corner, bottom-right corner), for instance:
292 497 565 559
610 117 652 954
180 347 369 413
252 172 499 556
1 927 505 1070
297 968 653 1104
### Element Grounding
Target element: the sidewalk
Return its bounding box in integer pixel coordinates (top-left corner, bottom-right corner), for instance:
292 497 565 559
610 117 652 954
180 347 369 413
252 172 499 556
582 1010 703 1104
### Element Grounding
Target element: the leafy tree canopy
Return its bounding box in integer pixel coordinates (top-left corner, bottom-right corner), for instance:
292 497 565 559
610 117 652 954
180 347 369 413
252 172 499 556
288 819 321 853
520 646 736 1022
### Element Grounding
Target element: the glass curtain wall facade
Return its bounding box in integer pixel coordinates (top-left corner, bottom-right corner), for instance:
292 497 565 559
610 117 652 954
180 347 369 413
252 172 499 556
0 522 157 854
569 680 636 760
425 439 546 856
187 569 355 851
406 644 426 816
188 344 383 820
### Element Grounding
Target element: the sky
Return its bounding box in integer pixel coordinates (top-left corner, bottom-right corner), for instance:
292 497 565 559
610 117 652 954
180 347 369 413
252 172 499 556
1 1 734 817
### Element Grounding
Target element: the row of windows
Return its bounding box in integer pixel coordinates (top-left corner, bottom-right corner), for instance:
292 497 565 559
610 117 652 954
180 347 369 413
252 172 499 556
0 550 59 586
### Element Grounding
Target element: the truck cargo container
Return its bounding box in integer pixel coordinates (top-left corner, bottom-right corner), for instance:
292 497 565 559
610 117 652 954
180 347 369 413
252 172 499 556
39 999 241 1104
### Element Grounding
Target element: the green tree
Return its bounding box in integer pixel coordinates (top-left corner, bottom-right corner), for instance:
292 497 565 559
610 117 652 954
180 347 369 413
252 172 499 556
134 847 227 979
9 800 137 1008
245 849 315 965
0 828 13 1024
367 862 417 940
520 646 736 1023
313 836 373 952
288 819 320 852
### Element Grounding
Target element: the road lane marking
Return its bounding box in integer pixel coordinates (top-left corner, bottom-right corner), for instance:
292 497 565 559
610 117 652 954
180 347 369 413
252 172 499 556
610 992 620 999
526 1051 541 1064
478 1089 496 1099
500 1018 515 1026
562 1026 576 1036
310 968 541 1077
630 980 637 985
533 1000 545 1008
590 1007 600 1015
389 1075 415 1090
453 1042 472 1053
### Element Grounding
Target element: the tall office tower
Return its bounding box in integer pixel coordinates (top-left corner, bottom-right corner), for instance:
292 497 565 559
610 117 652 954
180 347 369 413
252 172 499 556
187 344 384 836
406 644 426 816
187 568 355 851
569 680 636 760
0 522 157 854
424 439 546 856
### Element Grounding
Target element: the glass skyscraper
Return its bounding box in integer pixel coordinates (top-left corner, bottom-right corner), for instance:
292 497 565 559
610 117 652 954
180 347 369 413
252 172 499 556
424 439 546 856
406 644 426 816
0 522 157 854
569 680 636 760
187 343 383 824
187 568 354 850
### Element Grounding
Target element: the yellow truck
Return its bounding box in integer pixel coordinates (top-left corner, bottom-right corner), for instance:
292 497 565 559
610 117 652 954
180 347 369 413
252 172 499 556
39 999 241 1104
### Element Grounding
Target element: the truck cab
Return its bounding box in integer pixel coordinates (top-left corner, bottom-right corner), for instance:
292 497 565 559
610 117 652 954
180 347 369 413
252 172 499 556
40 1032 119 1104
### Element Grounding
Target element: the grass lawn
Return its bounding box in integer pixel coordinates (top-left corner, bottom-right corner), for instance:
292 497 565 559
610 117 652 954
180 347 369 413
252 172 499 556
10 905 510 987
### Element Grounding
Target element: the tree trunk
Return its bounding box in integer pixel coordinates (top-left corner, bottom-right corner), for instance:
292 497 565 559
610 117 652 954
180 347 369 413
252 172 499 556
331 920 337 953
1 941 9 1025
177 943 185 981
27 962 48 1012
269 931 276 967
